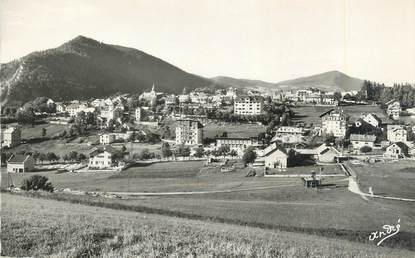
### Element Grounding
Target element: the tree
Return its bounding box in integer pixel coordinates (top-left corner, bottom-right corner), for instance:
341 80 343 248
193 146 205 158
242 147 257 164
229 149 238 157
76 153 87 162
177 144 191 157
41 128 47 138
69 151 78 162
161 142 173 158
39 153 47 164
32 151 40 163
15 109 36 125
360 146 372 153
46 152 59 163
21 175 54 192
218 145 230 157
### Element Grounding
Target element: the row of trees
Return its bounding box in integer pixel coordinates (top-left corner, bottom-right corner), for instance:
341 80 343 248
359 80 415 107
1 150 88 165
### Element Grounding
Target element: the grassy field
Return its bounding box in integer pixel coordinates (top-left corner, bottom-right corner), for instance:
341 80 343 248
2 161 414 251
292 105 393 126
204 122 266 138
350 160 415 199
2 193 414 257
1 162 341 193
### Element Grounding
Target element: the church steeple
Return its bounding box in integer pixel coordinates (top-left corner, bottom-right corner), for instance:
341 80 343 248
151 83 155 93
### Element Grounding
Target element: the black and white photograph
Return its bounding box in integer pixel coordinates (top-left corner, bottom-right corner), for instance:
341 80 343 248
1 0 414 257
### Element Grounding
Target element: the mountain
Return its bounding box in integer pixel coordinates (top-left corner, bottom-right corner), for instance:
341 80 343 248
211 76 276 89
274 70 364 92
213 71 364 93
0 36 216 104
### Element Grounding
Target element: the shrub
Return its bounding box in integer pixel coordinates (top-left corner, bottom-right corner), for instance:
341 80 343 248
360 146 372 153
21 175 54 192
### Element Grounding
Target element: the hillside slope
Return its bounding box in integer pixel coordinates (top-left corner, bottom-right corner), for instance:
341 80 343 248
0 36 215 104
211 76 276 89
275 70 364 92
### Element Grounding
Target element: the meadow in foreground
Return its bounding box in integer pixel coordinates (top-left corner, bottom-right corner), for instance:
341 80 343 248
2 193 414 258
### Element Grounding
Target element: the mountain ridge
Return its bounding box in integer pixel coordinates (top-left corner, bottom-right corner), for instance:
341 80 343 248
0 35 216 104
1 35 365 104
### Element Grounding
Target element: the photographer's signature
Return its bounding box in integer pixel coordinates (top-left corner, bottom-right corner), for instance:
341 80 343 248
369 218 400 246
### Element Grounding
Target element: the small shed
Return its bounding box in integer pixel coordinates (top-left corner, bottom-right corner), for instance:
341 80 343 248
7 154 35 173
302 176 321 188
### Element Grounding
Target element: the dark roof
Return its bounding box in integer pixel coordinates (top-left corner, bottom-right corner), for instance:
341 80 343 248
390 142 409 151
7 154 30 163
367 113 382 123
319 109 335 118
263 142 288 156
216 137 256 141
234 95 264 102
177 119 204 128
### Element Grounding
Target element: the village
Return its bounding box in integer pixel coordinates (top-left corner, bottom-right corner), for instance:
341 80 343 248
2 84 414 184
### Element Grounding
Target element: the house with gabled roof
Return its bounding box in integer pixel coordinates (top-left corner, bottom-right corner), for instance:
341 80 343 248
360 113 382 128
384 142 409 159
258 142 288 169
386 100 401 120
349 134 376 150
88 145 120 169
7 154 35 173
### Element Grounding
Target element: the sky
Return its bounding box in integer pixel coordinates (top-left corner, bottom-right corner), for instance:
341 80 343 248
1 0 414 84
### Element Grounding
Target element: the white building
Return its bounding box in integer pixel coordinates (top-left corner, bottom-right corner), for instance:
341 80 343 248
135 107 142 121
56 103 67 113
384 142 409 159
88 145 119 169
271 126 307 144
2 127 21 148
258 143 288 169
100 107 123 121
349 134 376 150
320 109 347 138
7 154 35 173
66 103 95 117
386 100 401 120
175 119 203 145
234 96 263 116
139 84 158 105
216 137 258 155
361 113 382 128
99 134 116 145
387 125 407 143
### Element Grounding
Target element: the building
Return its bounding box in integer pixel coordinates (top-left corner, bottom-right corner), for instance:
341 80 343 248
386 100 401 120
261 142 288 169
349 134 376 150
100 107 123 121
234 96 263 116
66 103 95 117
314 144 341 163
99 133 116 145
7 154 35 173
387 125 407 143
320 109 347 138
135 107 142 121
56 103 67 113
216 137 258 155
361 113 382 128
88 145 119 169
139 84 158 105
175 119 204 145
2 127 21 148
384 142 409 159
